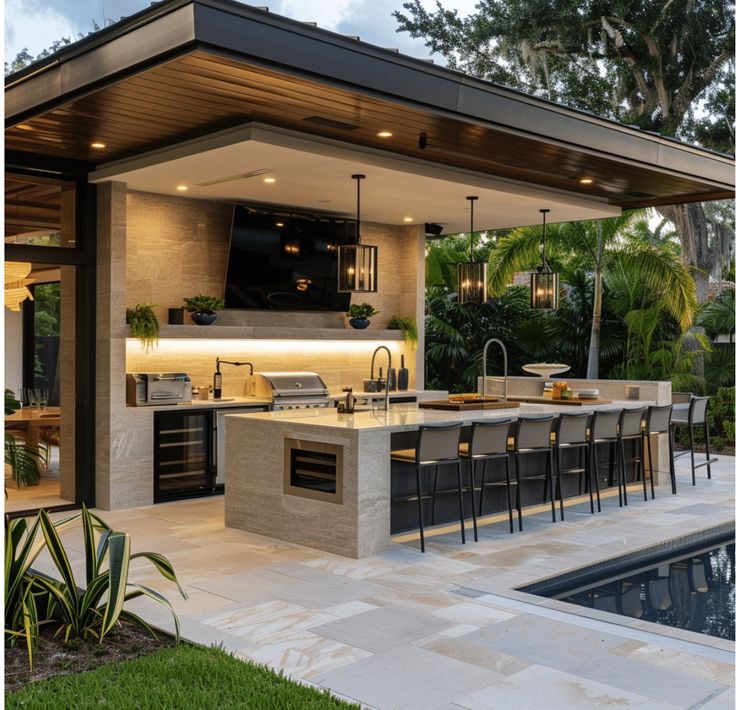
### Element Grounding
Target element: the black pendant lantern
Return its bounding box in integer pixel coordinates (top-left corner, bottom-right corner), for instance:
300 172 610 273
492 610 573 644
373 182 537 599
457 196 487 304
338 174 378 292
530 208 559 310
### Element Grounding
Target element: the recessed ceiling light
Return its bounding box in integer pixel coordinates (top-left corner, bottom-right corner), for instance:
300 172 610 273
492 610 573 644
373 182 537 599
403 217 414 222
16 124 33 131
263 177 276 184
275 222 285 227
90 141 106 149
176 185 188 192
580 177 594 185
377 131 393 138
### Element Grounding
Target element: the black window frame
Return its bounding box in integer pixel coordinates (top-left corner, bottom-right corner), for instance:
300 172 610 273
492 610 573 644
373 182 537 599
5 157 97 507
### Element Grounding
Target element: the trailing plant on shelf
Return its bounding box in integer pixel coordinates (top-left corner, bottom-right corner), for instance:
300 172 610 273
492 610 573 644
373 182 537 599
387 315 418 345
183 295 225 325
126 303 159 352
347 303 378 329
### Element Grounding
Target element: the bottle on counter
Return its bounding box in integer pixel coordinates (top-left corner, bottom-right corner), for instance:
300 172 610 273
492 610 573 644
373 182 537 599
398 355 409 391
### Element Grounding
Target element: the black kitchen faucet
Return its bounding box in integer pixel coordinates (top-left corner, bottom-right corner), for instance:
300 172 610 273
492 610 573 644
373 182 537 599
213 358 253 399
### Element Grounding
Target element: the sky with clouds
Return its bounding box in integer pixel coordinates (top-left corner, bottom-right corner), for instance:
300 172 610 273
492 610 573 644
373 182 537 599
4 0 479 65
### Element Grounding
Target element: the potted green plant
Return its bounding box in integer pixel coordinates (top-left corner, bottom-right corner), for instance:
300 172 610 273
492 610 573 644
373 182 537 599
126 303 159 351
387 315 418 345
347 302 378 329
184 295 225 325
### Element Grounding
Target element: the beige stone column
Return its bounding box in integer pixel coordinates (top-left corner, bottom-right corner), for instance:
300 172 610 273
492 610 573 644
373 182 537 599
95 182 139 510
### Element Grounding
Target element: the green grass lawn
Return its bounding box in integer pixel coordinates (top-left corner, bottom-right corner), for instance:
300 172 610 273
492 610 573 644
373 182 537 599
6 643 358 709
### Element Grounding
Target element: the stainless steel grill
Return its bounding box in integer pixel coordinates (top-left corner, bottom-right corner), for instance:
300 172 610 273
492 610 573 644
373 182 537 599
247 371 331 410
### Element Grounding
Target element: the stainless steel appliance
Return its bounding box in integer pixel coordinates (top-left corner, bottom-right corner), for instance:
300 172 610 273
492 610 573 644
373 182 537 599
126 373 192 406
247 371 331 410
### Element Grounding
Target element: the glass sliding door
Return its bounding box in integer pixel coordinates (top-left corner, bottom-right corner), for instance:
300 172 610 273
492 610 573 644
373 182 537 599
5 168 94 513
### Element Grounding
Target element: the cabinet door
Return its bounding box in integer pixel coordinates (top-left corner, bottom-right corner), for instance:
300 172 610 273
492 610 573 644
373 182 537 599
154 410 212 502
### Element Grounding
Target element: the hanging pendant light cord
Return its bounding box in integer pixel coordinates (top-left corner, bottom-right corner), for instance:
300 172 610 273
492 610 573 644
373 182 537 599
540 208 550 271
467 195 478 263
470 198 474 262
353 174 364 245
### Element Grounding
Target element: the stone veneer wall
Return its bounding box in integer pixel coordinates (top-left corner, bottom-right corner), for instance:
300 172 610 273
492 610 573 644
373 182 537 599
125 191 424 394
93 187 424 510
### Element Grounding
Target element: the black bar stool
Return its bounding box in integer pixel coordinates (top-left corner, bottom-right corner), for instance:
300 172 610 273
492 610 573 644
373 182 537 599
670 395 718 486
512 415 555 531
643 404 675 496
617 407 648 505
458 418 514 539
552 412 593 518
589 409 622 509
390 423 464 553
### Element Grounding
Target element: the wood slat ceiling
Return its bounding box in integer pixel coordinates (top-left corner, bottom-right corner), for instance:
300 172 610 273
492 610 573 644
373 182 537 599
5 50 730 208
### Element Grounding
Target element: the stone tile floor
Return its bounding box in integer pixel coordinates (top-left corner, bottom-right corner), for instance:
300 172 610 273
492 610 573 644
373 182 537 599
35 455 735 709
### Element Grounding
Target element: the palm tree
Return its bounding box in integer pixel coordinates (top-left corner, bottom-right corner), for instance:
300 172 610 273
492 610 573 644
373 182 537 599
487 212 697 377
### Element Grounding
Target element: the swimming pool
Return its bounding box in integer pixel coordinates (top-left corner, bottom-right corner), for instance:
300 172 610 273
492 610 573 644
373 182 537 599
523 527 735 641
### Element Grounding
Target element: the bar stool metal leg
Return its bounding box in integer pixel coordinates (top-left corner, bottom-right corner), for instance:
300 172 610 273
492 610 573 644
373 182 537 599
704 418 713 479
504 456 514 533
415 465 425 553
555 446 565 521
645 433 658 500
514 456 523 532
669 428 677 494
456 462 466 545
547 450 557 522
468 459 478 542
639 435 648 502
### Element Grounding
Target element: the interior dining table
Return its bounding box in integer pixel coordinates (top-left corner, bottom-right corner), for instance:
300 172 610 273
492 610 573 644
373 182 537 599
5 406 61 450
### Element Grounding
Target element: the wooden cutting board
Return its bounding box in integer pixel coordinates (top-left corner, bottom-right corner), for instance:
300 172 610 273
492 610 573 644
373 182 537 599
419 400 521 411
507 396 612 406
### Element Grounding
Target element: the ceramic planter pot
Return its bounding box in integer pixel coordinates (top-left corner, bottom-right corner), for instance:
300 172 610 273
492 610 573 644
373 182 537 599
349 317 370 329
191 309 217 325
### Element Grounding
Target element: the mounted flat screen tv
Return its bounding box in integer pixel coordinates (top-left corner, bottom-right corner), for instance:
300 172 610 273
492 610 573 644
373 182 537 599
224 205 353 311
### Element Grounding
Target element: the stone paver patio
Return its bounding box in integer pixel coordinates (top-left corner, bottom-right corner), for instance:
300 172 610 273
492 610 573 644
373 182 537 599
36 455 734 709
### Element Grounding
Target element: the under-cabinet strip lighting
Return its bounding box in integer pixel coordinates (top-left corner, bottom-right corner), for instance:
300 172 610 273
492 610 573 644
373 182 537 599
126 339 405 356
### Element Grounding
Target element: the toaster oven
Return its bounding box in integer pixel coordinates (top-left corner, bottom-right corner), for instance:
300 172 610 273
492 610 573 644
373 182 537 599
126 373 192 406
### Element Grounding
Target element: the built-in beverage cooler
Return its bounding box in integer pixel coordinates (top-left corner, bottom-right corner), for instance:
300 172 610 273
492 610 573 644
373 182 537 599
154 410 213 502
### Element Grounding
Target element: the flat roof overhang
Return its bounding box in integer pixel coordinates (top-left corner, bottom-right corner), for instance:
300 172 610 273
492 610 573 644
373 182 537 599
5 0 734 210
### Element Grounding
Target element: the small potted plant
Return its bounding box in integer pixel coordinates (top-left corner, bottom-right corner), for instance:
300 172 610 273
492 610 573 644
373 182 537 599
126 303 159 351
184 294 225 325
347 302 378 329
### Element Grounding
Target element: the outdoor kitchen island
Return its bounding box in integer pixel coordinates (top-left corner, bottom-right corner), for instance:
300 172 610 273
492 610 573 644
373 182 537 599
224 386 667 559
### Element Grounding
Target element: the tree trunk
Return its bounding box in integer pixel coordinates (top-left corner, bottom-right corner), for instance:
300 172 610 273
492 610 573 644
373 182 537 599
657 202 715 303
586 221 604 379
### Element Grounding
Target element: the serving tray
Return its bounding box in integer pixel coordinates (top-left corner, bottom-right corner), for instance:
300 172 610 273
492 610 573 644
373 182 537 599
508 396 612 406
419 400 521 411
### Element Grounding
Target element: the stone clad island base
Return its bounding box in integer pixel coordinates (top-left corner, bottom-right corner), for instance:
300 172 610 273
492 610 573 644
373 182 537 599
225 381 669 559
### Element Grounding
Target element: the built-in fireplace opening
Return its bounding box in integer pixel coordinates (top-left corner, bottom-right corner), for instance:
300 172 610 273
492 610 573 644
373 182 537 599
284 438 343 503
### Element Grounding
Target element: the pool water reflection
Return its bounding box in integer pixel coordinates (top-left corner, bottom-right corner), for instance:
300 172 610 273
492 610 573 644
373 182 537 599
558 541 734 640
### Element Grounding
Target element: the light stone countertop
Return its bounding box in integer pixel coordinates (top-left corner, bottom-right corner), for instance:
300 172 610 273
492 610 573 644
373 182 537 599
226 399 655 433
127 396 273 411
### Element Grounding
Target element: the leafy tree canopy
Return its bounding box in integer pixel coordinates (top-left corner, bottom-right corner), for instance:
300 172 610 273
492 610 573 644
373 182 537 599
395 0 735 153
